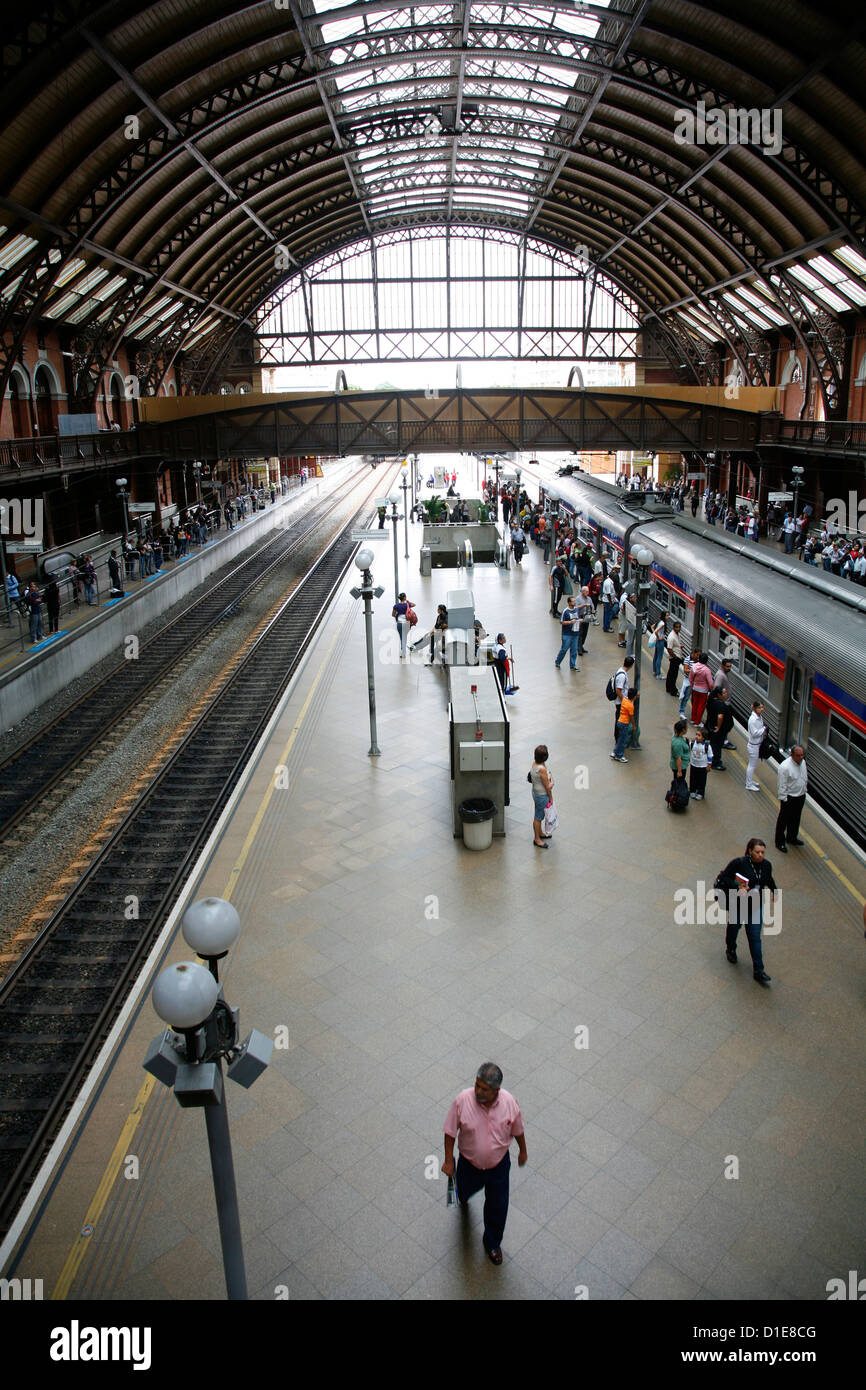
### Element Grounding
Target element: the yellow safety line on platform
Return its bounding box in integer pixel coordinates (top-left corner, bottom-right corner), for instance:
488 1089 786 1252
52 615 345 1297
727 747 865 910
52 1075 156 1300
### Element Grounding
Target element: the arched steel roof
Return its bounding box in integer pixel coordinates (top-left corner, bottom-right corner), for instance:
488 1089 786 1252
1 1 865 405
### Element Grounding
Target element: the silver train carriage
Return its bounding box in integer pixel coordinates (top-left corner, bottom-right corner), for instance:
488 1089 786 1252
549 475 866 846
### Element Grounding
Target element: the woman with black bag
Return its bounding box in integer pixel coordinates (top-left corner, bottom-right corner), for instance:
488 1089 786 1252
714 838 777 987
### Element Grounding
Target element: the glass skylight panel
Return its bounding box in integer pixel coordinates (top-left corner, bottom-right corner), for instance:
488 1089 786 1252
809 254 847 283
45 291 78 318
834 245 866 277
95 274 127 301
69 266 109 297
53 257 87 287
810 284 849 313
0 233 38 271
788 264 822 290
66 300 100 324
838 277 866 305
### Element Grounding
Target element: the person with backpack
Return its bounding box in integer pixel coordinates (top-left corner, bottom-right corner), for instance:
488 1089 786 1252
392 592 416 658
714 838 777 986
611 686 636 763
607 656 634 738
666 719 691 809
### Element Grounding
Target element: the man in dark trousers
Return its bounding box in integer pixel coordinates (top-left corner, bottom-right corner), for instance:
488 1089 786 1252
442 1063 527 1266
705 684 732 771
108 548 124 596
715 837 778 986
775 746 808 852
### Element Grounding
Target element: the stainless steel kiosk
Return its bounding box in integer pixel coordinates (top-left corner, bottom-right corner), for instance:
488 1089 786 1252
448 666 510 837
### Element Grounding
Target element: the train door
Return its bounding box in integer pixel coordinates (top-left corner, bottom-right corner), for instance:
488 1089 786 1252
785 661 813 750
692 594 706 653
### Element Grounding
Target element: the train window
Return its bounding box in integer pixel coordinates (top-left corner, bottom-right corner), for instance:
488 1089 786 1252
742 648 771 693
827 715 866 777
791 668 801 705
719 629 742 667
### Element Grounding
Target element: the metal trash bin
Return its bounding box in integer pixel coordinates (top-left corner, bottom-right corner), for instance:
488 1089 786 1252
420 545 432 577
458 798 497 851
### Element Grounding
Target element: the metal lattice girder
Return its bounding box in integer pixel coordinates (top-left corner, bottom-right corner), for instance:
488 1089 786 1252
764 269 846 415
137 387 763 461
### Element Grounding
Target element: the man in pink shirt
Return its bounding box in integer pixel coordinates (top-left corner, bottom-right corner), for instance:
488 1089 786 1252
442 1062 527 1265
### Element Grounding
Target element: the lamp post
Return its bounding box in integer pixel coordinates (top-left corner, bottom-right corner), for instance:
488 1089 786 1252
491 457 501 520
193 460 202 502
116 476 130 541
143 896 273 1301
631 544 654 750
350 548 384 757
388 489 401 602
400 465 410 557
0 504 13 626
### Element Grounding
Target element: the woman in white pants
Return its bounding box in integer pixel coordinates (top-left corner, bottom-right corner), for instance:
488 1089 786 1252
746 700 766 791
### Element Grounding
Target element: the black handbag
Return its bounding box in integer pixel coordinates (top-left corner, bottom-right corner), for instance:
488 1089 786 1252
758 734 778 761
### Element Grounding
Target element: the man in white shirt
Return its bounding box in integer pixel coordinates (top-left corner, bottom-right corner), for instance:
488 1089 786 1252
665 621 684 695
775 746 808 852
576 587 594 655
601 571 618 632
746 699 767 791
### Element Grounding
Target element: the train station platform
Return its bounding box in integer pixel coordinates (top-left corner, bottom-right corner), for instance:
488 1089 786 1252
5 496 865 1303
0 473 333 732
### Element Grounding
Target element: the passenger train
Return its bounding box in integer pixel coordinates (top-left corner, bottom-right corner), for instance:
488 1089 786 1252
545 473 866 846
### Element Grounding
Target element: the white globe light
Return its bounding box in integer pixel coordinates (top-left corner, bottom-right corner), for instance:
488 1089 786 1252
152 961 218 1029
355 548 374 570
182 897 240 956
389 490 400 505
547 489 560 503
635 546 654 567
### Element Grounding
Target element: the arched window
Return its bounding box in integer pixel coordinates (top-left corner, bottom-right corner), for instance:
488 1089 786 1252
8 371 29 436
780 351 803 387
110 374 123 425
34 365 55 435
854 350 866 387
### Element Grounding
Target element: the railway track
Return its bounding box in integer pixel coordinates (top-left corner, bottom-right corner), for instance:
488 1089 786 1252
0 465 375 840
0 473 396 1240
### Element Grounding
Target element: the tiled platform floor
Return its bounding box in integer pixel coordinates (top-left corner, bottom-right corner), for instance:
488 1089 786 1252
13 517 866 1300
